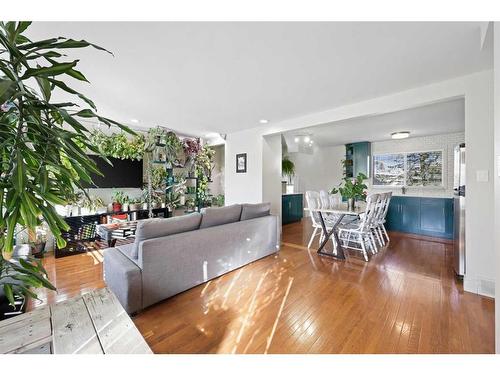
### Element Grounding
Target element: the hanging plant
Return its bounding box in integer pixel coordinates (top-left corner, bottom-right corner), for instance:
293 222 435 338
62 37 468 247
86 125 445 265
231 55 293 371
90 130 145 160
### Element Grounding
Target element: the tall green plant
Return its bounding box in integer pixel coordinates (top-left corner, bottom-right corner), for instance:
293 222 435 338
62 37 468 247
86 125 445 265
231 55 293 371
0 22 132 306
338 173 368 201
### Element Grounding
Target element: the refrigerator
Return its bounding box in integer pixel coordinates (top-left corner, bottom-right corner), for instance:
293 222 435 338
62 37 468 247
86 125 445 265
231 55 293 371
453 143 466 277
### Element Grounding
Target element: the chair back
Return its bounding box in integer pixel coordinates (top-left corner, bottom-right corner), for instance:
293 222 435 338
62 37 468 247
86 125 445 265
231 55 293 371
380 192 392 222
305 191 322 226
319 190 331 209
359 193 380 231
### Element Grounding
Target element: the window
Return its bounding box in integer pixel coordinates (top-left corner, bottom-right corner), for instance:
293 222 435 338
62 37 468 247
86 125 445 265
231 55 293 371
373 150 443 187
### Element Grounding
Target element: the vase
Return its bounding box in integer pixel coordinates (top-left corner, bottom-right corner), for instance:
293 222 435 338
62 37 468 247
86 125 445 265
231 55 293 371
347 198 355 211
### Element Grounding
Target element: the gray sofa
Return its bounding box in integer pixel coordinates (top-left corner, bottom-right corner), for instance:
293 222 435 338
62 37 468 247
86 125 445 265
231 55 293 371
103 203 279 314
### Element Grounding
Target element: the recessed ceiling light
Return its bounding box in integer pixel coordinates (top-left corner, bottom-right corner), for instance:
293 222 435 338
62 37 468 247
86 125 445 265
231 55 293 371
304 136 310 143
294 137 299 143
259 119 269 124
391 131 410 139
310 140 314 144
130 119 140 124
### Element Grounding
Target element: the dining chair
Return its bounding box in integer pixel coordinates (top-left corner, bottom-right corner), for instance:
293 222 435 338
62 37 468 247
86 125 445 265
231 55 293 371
337 193 379 261
376 192 392 244
305 191 337 249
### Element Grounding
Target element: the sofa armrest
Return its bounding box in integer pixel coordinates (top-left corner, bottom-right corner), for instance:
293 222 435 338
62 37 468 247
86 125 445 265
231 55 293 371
103 248 143 314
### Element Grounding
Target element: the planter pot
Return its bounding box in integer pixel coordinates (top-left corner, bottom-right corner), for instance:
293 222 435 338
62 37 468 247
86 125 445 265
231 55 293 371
107 203 114 213
122 203 129 212
152 202 161 209
112 202 122 212
179 195 186 206
31 242 46 258
142 203 149 210
161 203 166 208
129 203 141 211
347 198 355 211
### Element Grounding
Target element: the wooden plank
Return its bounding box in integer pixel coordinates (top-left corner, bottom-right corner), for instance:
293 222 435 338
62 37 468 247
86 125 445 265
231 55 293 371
16 341 52 354
50 296 103 354
0 306 52 354
83 288 152 354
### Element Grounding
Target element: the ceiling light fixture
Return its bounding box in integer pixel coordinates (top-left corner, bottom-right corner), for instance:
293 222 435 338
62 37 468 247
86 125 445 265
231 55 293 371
304 136 310 143
294 137 299 143
259 119 269 124
391 131 410 139
130 119 140 124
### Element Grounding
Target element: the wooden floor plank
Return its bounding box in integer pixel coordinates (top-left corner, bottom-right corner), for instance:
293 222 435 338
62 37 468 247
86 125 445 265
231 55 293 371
26 220 495 354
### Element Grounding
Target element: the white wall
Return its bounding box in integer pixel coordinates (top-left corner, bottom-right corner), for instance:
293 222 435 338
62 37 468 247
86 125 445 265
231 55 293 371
493 22 500 353
288 145 345 194
262 134 282 218
224 70 495 298
225 127 264 204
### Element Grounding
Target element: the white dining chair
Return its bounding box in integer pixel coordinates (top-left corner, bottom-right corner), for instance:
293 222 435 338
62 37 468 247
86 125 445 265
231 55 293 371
305 191 338 249
337 193 379 261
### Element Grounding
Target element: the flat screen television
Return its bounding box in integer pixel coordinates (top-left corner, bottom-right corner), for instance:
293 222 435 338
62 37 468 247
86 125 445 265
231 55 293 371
82 155 144 188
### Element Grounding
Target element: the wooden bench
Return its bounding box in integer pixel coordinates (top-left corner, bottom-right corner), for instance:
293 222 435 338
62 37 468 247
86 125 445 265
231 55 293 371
0 288 152 354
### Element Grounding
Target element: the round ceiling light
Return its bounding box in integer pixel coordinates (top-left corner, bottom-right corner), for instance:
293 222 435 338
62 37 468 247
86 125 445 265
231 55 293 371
130 119 140 124
259 119 269 124
391 131 410 139
294 137 299 143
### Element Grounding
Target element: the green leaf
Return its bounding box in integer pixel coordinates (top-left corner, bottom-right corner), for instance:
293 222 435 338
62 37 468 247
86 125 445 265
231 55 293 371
0 78 16 103
22 61 78 79
35 76 51 101
16 21 32 34
13 151 25 193
48 78 96 109
3 284 15 307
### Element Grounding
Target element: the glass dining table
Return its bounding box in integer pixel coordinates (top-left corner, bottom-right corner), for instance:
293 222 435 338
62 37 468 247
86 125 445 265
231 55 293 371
305 203 366 260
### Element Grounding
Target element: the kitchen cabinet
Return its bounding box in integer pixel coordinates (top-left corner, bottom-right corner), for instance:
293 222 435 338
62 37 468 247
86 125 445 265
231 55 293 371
345 142 371 178
386 196 454 239
282 194 304 224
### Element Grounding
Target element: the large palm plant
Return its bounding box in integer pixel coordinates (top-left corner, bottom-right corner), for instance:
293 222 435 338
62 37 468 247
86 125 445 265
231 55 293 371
0 22 132 307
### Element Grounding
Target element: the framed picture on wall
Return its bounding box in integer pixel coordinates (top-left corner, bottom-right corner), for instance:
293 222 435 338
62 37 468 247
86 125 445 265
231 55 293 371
373 153 405 186
236 153 247 173
373 150 444 187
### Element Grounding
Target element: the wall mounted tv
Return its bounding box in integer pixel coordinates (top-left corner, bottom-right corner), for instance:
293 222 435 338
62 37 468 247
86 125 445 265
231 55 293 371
82 155 144 188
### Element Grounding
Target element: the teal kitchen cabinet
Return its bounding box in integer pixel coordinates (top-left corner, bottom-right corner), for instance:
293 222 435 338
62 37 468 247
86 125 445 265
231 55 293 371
345 142 371 178
386 196 454 239
282 194 304 225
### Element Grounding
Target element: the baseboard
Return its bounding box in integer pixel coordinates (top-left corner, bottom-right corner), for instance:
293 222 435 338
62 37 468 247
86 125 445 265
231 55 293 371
463 276 495 298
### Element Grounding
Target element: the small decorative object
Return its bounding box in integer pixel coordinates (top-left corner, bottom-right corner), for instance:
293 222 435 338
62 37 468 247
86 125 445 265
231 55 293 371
236 153 247 173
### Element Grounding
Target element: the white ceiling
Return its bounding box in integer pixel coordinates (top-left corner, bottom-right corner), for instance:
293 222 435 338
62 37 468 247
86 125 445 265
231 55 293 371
26 22 490 136
283 98 465 149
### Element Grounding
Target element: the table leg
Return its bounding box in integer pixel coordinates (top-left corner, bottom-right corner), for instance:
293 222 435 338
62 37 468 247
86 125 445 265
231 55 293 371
317 212 346 260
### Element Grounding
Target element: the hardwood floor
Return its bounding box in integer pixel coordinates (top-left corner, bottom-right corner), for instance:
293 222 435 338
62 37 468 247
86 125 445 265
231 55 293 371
28 220 495 353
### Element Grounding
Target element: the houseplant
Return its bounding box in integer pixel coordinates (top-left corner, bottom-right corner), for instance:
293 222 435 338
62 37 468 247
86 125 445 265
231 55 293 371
0 22 133 307
338 173 368 210
112 191 128 212
195 145 215 205
90 130 145 161
282 156 295 183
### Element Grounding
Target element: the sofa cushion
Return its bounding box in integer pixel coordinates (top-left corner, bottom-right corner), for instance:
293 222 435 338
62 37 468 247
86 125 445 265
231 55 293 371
240 202 271 221
132 213 202 258
200 204 242 229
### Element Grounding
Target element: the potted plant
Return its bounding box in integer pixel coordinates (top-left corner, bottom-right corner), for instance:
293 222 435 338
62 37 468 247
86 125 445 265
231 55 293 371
129 198 142 211
0 22 133 310
112 191 127 212
338 173 368 210
79 195 105 215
